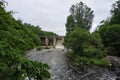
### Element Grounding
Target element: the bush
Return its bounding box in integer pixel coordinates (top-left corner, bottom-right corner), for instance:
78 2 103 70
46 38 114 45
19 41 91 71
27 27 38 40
36 46 42 50
66 28 105 58
0 41 50 80
66 28 90 55
83 32 106 58
0 1 51 79
92 58 110 66
99 24 120 56
71 55 110 66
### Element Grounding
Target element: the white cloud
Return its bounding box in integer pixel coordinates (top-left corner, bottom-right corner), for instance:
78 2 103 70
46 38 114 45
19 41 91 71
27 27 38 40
6 0 117 35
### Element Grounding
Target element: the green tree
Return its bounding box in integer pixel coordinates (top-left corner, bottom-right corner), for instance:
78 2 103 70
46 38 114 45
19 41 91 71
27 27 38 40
66 2 94 35
66 28 105 58
67 28 90 55
64 2 94 49
110 0 120 25
0 1 51 79
66 15 75 35
99 24 120 56
97 0 120 56
0 41 50 80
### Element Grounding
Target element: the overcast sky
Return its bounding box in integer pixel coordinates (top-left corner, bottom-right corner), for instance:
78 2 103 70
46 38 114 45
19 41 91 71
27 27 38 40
6 0 116 35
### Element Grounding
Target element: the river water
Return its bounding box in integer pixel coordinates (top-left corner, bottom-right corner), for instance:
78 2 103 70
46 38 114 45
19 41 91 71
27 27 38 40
26 48 120 80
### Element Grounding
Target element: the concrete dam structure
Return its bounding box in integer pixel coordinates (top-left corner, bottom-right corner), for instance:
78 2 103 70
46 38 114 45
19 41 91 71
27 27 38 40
40 36 64 48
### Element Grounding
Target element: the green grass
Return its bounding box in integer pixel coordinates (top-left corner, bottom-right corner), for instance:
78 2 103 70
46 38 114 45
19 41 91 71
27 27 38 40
36 46 42 50
92 58 110 66
67 51 110 66
75 57 110 66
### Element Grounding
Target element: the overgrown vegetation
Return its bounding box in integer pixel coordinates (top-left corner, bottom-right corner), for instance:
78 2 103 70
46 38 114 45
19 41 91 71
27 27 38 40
64 2 110 66
69 54 110 66
0 0 59 79
98 0 120 56
66 29 107 66
65 0 120 67
99 24 120 56
65 2 94 35
0 41 50 80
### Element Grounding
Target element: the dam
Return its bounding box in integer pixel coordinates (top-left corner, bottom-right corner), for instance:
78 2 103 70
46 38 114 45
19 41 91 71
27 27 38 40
40 36 64 48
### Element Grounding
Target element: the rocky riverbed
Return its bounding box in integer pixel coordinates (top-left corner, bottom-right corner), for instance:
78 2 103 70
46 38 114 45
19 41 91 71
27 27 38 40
26 48 120 80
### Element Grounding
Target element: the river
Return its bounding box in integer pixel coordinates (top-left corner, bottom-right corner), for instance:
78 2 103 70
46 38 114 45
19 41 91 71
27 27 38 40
26 48 120 80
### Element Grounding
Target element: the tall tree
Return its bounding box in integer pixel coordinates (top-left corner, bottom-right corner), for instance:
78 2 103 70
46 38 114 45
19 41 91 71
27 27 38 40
66 2 94 34
97 0 120 56
0 1 51 79
110 0 120 25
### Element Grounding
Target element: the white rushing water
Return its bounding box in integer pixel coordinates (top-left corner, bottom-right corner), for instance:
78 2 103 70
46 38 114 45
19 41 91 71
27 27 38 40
26 49 120 80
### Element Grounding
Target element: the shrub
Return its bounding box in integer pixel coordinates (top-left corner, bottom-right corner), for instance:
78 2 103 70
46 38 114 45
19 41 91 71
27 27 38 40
99 24 120 56
0 41 50 80
0 1 51 79
66 28 90 55
36 46 42 50
66 28 105 58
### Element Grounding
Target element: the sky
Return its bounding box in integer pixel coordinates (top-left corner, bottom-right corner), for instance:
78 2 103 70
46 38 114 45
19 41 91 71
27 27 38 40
6 0 116 35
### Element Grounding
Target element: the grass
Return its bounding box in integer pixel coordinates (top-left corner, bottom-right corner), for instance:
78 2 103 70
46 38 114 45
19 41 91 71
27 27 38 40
36 46 42 50
36 46 51 51
92 58 110 66
67 51 110 67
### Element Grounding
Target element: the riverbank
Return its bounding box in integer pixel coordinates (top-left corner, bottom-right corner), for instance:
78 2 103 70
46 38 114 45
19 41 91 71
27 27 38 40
67 53 120 80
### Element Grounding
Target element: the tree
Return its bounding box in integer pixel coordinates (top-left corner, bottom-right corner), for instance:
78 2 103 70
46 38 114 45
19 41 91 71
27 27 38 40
0 41 50 80
64 2 94 49
97 0 120 56
66 28 90 55
66 2 94 34
99 24 120 56
0 1 51 79
66 15 75 35
66 28 105 58
110 0 120 25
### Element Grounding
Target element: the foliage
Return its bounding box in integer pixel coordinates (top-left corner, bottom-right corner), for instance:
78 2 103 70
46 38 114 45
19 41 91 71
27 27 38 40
42 31 58 36
66 2 94 35
24 23 58 37
88 32 106 58
36 46 42 50
92 58 110 66
0 1 51 79
97 0 120 28
0 41 50 80
68 52 110 66
66 28 105 58
66 15 75 35
99 24 120 56
97 0 120 57
64 2 95 59
76 57 110 66
110 0 120 25
66 28 90 54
